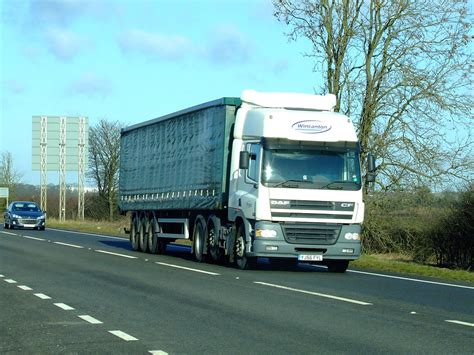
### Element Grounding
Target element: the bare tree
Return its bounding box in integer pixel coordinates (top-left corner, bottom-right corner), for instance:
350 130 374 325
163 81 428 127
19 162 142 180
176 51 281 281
0 151 23 200
88 119 124 221
274 0 473 190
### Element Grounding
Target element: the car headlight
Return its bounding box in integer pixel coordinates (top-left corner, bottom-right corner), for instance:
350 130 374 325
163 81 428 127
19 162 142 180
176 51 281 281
37 215 45 220
12 214 22 219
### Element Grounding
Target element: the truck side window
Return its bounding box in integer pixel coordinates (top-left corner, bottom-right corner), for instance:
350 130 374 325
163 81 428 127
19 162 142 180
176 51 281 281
247 143 260 183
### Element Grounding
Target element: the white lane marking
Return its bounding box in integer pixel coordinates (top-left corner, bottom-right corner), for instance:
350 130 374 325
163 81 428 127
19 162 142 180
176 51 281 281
109 330 139 341
254 281 372 306
23 235 46 241
95 250 137 259
149 351 169 355
0 274 4 277
49 228 126 241
156 262 220 276
78 315 103 324
53 241 84 249
5 279 17 284
347 269 474 290
18 285 33 290
54 303 75 311
1 231 17 236
445 320 474 327
34 293 51 300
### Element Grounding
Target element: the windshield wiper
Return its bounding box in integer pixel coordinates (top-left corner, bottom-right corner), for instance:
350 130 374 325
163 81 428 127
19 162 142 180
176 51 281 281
271 179 307 188
319 181 356 190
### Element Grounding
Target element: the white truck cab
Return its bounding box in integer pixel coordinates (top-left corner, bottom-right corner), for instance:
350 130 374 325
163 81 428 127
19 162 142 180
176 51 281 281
229 90 364 271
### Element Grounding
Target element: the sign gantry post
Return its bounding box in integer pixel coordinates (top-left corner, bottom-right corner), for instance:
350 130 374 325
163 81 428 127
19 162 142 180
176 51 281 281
77 117 86 220
40 116 48 212
32 116 88 221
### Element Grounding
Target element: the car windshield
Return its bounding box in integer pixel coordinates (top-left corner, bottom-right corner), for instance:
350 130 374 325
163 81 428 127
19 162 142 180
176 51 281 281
13 203 40 212
261 145 361 190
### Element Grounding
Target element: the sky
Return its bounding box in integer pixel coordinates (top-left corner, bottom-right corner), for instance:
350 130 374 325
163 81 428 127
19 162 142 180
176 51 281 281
0 0 319 186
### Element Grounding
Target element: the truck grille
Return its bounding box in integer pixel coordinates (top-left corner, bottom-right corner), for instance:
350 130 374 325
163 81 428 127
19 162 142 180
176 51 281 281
270 199 354 222
282 223 341 245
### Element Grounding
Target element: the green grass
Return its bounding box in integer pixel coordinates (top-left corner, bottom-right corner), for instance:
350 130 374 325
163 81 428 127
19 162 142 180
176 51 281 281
352 254 474 283
4 217 472 283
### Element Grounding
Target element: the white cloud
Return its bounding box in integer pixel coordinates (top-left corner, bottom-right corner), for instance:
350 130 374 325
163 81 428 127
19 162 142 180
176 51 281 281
67 72 112 98
118 29 195 61
28 0 119 25
205 26 251 65
3 80 27 94
45 28 88 61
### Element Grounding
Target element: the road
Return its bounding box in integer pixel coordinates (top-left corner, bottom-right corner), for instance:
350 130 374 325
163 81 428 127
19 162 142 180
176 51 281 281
1 227 473 354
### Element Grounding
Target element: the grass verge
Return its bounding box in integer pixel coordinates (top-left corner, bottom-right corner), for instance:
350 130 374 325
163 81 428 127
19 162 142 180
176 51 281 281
13 218 474 284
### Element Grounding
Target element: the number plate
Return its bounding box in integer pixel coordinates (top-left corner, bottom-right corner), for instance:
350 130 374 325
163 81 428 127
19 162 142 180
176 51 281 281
298 254 323 261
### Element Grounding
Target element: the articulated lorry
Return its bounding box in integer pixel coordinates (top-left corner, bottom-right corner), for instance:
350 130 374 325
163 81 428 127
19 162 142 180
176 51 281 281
118 90 375 272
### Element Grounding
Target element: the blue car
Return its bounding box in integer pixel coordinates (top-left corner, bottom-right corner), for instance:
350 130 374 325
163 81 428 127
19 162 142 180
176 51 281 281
3 201 46 230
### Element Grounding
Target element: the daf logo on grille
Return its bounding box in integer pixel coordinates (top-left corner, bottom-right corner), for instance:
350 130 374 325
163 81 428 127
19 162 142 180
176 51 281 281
271 200 290 206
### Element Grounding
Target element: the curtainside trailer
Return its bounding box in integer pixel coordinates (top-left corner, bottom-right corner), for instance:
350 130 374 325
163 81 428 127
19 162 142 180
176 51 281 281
118 90 375 272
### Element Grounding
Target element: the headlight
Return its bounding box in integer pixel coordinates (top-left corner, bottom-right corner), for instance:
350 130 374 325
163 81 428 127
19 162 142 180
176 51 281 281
12 214 22 219
255 229 277 238
37 215 45 220
344 232 360 241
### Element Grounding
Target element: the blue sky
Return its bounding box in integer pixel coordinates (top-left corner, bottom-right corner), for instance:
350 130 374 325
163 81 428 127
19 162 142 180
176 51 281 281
1 0 319 185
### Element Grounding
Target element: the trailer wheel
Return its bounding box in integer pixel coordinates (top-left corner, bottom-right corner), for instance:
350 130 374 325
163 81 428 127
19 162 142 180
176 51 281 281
138 213 149 252
193 218 206 263
326 260 349 273
130 214 140 251
234 224 256 270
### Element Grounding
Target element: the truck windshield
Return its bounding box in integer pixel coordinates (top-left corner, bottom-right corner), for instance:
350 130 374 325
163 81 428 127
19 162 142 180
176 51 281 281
261 147 361 190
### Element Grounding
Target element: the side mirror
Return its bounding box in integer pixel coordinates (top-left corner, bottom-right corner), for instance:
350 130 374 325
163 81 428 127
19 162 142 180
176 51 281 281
239 151 249 170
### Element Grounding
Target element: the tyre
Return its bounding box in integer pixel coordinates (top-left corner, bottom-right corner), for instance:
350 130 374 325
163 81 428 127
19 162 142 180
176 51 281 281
326 260 349 273
234 224 256 270
193 218 206 263
40 226 45 231
207 216 222 263
130 214 140 251
138 214 149 252
4 221 9 229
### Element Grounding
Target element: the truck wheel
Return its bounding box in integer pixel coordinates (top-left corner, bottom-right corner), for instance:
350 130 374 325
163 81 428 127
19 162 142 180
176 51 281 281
148 216 159 254
207 217 221 263
139 214 149 252
130 214 140 251
193 219 206 263
234 224 256 270
326 260 349 273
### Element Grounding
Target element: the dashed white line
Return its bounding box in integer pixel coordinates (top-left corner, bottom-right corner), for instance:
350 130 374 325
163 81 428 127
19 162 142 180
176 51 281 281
95 250 137 259
18 285 33 291
1 231 17 236
156 262 220 276
149 351 169 355
254 281 372 306
4 279 17 284
54 303 75 311
445 320 474 327
22 235 46 241
53 241 84 249
109 330 138 341
0 274 4 277
78 315 103 324
347 269 474 290
34 293 51 300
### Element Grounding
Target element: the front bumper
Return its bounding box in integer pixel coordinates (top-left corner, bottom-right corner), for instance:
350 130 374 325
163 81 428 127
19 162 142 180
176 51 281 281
247 221 361 260
11 218 46 229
